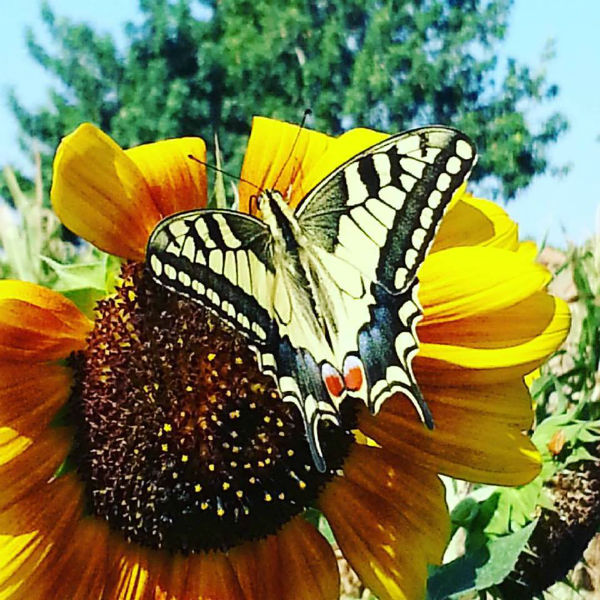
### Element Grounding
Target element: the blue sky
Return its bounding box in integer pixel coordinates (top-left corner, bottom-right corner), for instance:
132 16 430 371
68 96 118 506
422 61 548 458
0 1 597 248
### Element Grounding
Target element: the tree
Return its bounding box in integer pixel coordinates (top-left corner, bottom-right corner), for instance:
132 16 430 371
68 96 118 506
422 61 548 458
8 0 567 200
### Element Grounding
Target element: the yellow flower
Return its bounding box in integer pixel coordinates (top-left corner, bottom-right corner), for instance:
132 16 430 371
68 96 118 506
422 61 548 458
0 117 569 600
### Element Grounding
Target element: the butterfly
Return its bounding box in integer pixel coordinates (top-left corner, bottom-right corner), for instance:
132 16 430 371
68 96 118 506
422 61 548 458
146 126 476 472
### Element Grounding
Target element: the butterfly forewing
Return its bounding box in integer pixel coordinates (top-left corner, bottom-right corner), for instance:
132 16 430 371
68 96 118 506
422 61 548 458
147 209 277 345
297 127 475 292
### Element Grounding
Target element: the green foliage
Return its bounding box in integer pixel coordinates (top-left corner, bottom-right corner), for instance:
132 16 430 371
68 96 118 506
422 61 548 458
8 0 566 200
427 521 537 600
0 158 120 316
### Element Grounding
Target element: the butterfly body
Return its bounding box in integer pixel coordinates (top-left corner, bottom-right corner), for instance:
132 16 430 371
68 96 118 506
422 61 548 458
147 126 477 471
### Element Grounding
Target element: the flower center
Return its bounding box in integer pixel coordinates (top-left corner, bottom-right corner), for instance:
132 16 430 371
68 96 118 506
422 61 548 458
68 262 353 553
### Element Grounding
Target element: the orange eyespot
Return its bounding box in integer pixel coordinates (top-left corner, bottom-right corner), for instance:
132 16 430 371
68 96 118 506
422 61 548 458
343 355 364 392
321 363 344 398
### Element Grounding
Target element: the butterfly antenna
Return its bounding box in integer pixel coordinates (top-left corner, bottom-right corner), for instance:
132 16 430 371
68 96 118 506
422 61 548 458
187 154 263 192
272 108 312 191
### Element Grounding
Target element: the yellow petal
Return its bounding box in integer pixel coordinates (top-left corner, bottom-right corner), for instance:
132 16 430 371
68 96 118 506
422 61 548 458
432 193 519 253
126 137 208 218
0 281 91 362
51 123 162 260
320 446 448 600
419 246 552 325
418 295 570 371
239 117 388 214
359 379 541 485
239 117 334 214
517 240 539 261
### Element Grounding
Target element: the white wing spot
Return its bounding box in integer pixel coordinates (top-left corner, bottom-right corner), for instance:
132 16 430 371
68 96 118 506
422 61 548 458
209 249 224 274
344 162 369 206
394 267 408 290
428 190 442 209
252 322 267 340
437 173 451 191
456 139 473 160
236 252 251 294
366 198 395 228
420 207 434 229
412 228 426 248
237 313 250 329
351 206 388 246
168 220 189 237
395 136 420 155
417 147 441 164
195 220 216 248
400 174 415 192
400 157 425 178
178 271 191 287
195 251 206 266
373 153 392 187
404 248 418 269
164 264 177 280
223 251 237 283
182 237 196 261
398 300 419 326
446 156 461 174
206 289 220 305
150 254 162 276
379 185 406 209
213 214 242 248
192 280 205 294
394 332 417 364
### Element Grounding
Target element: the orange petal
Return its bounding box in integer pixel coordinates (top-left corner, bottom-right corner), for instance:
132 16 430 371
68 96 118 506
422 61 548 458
359 378 541 485
0 474 83 598
432 193 519 253
0 281 91 362
0 428 71 513
7 510 111 600
126 137 208 218
239 117 334 214
228 532 282 599
319 446 448 600
183 551 244 600
51 123 162 260
276 517 340 600
0 362 71 438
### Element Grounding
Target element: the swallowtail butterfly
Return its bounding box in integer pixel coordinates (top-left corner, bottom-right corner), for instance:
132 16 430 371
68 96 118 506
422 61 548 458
147 126 476 471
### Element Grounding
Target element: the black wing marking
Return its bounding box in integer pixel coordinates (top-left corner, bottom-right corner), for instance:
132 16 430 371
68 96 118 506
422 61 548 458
147 209 276 345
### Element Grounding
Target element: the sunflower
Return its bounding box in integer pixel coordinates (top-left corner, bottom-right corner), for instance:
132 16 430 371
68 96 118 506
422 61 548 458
0 117 569 600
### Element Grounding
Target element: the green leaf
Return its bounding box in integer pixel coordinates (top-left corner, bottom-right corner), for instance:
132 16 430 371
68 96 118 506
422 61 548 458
427 521 537 600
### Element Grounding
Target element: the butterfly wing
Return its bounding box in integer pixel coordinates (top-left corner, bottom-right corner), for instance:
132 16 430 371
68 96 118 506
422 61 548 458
147 209 277 345
296 126 476 420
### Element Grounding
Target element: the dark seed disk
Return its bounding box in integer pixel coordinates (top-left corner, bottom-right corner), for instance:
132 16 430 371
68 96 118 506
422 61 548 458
69 261 353 553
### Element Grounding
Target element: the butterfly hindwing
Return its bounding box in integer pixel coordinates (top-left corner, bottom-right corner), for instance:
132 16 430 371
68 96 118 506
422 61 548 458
147 209 276 345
